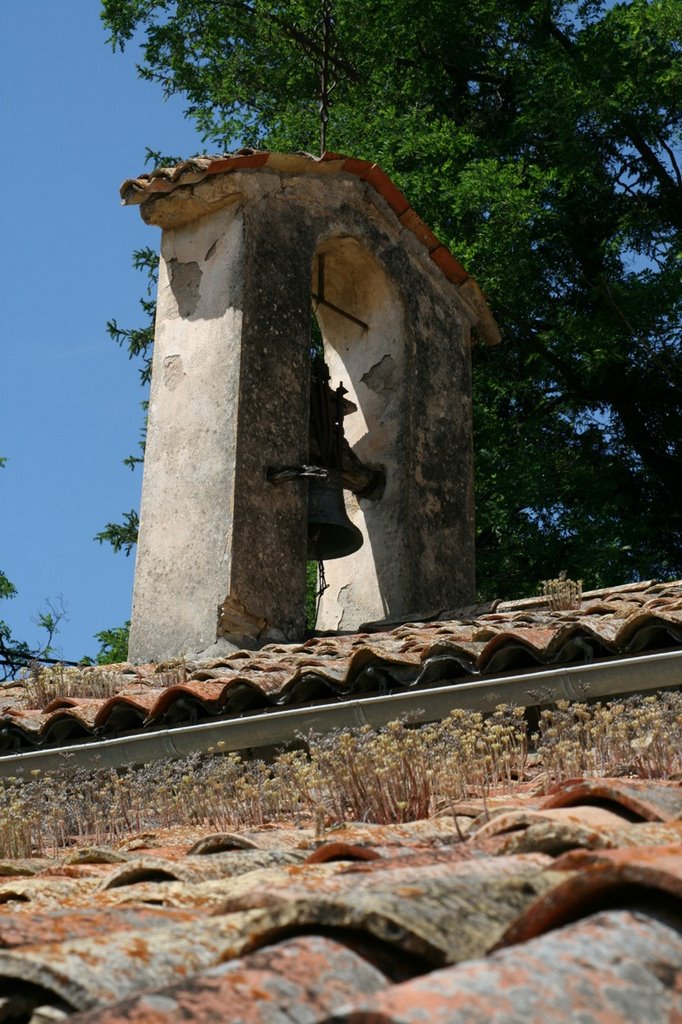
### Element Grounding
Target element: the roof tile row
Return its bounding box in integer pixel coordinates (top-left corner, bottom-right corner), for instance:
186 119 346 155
0 777 680 1020
2 580 681 754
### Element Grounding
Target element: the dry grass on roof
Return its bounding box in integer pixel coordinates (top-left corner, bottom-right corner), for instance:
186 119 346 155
0 693 680 859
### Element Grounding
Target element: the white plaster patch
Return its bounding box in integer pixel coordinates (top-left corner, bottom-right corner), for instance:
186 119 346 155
162 354 184 391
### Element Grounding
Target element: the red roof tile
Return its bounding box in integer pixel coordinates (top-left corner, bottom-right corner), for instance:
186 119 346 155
541 777 682 822
0 789 680 1018
331 910 682 1023
68 935 388 1024
1 580 681 754
119 149 500 346
498 844 682 946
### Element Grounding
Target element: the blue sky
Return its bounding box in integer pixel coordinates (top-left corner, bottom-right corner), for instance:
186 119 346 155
1 2 204 662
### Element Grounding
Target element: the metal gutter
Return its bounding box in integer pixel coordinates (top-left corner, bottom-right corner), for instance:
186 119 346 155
0 649 680 777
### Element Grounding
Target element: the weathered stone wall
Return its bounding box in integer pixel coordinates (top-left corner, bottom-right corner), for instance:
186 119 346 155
312 226 474 629
129 168 478 661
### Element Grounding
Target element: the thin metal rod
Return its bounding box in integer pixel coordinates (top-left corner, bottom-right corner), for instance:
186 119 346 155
312 255 368 329
311 295 369 330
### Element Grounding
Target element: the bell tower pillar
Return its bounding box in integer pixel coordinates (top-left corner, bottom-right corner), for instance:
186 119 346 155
122 152 499 662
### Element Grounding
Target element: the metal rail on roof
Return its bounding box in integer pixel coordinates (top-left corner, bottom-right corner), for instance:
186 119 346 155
0 648 680 777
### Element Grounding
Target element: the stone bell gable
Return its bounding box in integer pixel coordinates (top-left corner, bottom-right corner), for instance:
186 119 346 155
120 151 499 663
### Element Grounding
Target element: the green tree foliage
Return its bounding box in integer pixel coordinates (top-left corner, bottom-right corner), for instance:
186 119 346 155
1 459 67 678
101 0 682 598
0 460 17 606
86 622 131 665
94 244 157 557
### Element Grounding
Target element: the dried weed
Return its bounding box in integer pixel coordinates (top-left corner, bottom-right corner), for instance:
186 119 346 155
0 692 679 857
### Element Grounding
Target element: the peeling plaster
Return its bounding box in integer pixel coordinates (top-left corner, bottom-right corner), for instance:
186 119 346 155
162 354 184 392
218 593 267 643
168 259 202 317
130 169 474 661
361 354 398 393
336 585 352 630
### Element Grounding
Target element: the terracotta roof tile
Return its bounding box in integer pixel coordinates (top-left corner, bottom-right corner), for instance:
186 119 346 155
0 912 257 1012
0 876 98 909
541 777 682 822
98 849 306 890
68 935 388 1024
119 149 500 345
330 910 682 1023
210 851 555 917
187 832 260 854
500 817 682 856
0 788 681 1017
214 870 563 970
468 805 643 857
498 844 682 947
0 907 198 949
1 579 681 754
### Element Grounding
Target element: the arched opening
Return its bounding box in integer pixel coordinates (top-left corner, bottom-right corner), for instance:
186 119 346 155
310 237 410 631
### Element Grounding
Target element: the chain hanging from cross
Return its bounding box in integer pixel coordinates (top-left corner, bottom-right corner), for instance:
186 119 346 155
316 0 336 156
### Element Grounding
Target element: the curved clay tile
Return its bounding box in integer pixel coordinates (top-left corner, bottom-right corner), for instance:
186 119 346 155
40 706 101 738
471 806 638 843
300 818 463 850
612 605 682 649
597 821 682 848
330 910 682 1024
198 852 553 919
93 693 159 731
95 865 346 913
501 818 682 857
64 935 388 1024
332 852 553 894
304 843 383 865
64 848 129 866
552 844 682 874
0 877 97 910
0 708 47 734
187 833 260 855
0 858 53 879
0 907 198 950
0 911 256 1012
42 697 108 715
479 626 572 664
99 850 307 891
497 844 682 948
221 871 564 971
98 857 197 889
541 778 682 822
414 642 485 679
146 681 237 721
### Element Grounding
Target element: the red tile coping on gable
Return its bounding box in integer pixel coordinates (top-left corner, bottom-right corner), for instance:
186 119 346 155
120 149 500 345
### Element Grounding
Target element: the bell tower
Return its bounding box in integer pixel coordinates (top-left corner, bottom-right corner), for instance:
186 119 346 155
121 151 499 663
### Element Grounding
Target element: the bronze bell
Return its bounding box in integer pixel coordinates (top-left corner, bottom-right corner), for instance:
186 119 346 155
308 474 364 560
